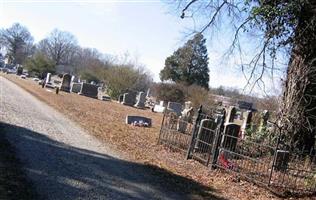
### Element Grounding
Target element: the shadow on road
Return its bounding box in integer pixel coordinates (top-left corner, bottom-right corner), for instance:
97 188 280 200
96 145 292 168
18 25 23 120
0 122 226 200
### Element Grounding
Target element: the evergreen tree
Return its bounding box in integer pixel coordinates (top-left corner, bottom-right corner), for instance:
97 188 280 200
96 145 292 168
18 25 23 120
160 33 209 89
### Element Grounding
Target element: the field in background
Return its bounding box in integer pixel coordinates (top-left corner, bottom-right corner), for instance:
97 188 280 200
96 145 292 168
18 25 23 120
2 74 312 200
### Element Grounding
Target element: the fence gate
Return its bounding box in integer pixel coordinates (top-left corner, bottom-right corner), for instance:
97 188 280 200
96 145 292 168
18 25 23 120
186 113 223 166
158 106 225 166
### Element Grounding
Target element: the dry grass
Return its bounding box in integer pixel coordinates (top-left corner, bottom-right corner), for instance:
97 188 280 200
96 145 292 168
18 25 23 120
3 74 315 200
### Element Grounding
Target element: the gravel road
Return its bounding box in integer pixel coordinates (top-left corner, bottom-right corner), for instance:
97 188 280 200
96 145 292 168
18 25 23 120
0 76 188 200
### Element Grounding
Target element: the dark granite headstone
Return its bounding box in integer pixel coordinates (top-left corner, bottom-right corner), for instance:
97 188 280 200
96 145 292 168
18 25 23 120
134 92 146 108
122 93 136 106
79 83 98 98
167 102 182 116
60 73 71 92
274 150 289 172
118 94 124 103
16 66 23 75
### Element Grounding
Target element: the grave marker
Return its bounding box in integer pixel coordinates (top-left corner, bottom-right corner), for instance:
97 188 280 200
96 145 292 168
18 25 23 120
60 73 71 92
126 115 152 127
71 83 81 93
122 92 136 106
134 92 146 108
46 73 51 84
16 65 23 75
167 102 182 116
177 101 194 132
225 106 236 124
79 83 99 98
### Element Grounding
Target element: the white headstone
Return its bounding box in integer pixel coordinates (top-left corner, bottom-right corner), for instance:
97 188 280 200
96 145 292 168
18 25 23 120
46 73 51 84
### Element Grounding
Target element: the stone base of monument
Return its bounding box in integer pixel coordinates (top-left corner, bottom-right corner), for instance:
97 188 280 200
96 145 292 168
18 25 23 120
60 86 70 92
134 102 145 109
126 115 152 127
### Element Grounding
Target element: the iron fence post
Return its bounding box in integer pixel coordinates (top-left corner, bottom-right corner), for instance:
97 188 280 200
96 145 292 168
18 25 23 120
157 109 167 144
268 129 282 186
211 116 224 168
211 109 226 169
186 105 203 160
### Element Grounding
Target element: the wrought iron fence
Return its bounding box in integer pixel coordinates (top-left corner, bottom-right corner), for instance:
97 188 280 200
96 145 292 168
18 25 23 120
158 105 316 196
158 111 194 153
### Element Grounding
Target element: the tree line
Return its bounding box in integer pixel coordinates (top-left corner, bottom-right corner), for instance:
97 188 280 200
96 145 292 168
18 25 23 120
0 23 213 105
0 23 153 99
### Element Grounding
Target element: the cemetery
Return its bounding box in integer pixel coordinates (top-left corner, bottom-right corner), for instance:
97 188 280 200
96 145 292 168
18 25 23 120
1 72 315 199
158 103 316 197
1 71 315 199
1 1 315 198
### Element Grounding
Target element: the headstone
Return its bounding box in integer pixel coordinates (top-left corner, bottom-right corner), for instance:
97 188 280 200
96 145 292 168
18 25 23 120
194 118 217 152
259 110 270 132
16 65 23 75
71 75 79 83
118 94 124 103
274 150 289 172
126 115 152 127
167 102 182 116
60 73 71 92
79 83 99 98
153 101 165 113
241 110 252 138
225 106 236 124
177 101 194 132
146 88 150 97
122 93 136 106
134 92 146 108
221 123 240 151
46 73 51 84
244 111 252 128
71 83 82 93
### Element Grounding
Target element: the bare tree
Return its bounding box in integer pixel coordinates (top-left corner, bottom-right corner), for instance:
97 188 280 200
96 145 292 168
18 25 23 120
173 0 316 151
37 29 78 66
0 23 34 64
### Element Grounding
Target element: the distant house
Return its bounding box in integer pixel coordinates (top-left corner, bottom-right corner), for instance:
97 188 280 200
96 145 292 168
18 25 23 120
211 94 256 111
211 94 235 107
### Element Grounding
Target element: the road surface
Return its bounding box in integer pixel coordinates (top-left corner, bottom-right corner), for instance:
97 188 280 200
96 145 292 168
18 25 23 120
0 76 188 200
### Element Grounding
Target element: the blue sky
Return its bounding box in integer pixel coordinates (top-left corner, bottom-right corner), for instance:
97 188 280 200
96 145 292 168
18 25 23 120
0 0 283 95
